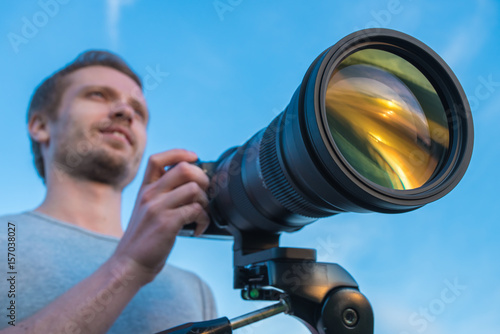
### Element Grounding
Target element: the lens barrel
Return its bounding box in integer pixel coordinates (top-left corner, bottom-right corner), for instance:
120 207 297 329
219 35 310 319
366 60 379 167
206 29 473 235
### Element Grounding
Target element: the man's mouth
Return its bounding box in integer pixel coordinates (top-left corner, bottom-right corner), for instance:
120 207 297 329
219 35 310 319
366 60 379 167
99 126 133 146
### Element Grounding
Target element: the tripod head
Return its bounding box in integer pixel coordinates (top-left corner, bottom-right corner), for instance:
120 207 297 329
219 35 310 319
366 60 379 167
233 230 374 334
158 230 373 334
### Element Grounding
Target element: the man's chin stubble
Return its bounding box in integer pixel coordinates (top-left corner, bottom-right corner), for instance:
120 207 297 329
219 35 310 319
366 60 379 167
55 149 131 188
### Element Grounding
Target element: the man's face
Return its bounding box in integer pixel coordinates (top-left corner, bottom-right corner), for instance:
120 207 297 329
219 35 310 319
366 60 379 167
46 65 148 188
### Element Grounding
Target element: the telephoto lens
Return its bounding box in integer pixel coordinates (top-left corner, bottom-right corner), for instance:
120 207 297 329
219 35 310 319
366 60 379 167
193 28 473 237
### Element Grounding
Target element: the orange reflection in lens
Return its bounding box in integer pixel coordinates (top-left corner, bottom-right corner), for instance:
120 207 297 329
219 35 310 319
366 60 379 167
325 60 449 190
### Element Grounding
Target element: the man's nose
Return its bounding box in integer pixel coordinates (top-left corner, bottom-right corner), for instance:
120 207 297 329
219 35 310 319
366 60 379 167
110 101 133 124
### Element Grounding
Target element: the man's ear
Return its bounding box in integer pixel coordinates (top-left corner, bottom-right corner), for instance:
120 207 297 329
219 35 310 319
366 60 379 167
28 113 51 145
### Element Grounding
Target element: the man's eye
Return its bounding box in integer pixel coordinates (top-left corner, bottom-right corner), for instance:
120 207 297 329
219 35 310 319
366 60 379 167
134 109 144 118
88 91 105 99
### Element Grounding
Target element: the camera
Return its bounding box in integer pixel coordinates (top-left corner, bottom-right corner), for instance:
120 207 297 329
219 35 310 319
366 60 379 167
182 28 473 240
165 28 473 334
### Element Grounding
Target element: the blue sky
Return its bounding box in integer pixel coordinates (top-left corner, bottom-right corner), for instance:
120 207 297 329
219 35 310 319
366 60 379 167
1 0 499 333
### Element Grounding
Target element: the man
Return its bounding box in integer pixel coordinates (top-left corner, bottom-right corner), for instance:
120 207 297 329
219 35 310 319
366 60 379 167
0 51 216 333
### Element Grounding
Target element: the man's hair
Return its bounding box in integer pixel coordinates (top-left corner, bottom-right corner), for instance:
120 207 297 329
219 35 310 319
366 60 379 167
27 50 142 181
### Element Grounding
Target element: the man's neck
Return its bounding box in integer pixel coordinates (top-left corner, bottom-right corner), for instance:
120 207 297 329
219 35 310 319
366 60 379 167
35 170 124 238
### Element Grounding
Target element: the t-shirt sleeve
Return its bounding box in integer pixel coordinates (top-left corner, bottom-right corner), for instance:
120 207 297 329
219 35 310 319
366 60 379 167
199 278 217 320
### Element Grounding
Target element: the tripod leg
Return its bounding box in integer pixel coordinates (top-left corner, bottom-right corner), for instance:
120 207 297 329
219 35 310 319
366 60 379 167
155 317 232 334
155 300 289 334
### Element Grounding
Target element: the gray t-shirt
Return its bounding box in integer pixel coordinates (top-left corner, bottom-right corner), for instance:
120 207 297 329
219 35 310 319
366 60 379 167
0 211 217 333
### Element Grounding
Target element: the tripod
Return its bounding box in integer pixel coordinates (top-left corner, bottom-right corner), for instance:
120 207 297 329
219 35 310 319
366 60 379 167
156 230 374 334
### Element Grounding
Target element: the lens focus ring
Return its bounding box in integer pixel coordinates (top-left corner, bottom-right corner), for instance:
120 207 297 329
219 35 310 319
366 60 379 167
260 115 330 218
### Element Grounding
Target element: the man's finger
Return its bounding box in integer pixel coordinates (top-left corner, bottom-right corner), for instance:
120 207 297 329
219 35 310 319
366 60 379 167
155 182 209 209
175 203 210 236
193 212 210 237
152 162 210 195
142 149 198 186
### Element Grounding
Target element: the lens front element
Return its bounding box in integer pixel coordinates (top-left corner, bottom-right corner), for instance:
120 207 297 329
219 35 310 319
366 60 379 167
325 49 449 190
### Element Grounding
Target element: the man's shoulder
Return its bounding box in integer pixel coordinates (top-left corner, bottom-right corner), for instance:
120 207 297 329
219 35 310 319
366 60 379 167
0 211 52 226
0 211 63 237
0 212 31 238
0 211 120 248
0 211 30 221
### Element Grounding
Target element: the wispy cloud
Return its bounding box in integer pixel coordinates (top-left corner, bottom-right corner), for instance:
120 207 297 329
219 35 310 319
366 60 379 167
441 0 498 69
106 0 136 48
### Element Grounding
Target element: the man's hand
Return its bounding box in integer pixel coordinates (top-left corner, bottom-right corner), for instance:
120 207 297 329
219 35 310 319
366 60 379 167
113 149 210 285
0 150 210 334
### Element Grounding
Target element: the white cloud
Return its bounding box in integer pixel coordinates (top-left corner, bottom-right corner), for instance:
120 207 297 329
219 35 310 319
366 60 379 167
441 0 498 70
106 0 137 48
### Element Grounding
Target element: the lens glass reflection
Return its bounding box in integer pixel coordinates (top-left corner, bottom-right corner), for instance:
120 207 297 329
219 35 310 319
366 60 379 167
325 49 449 190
